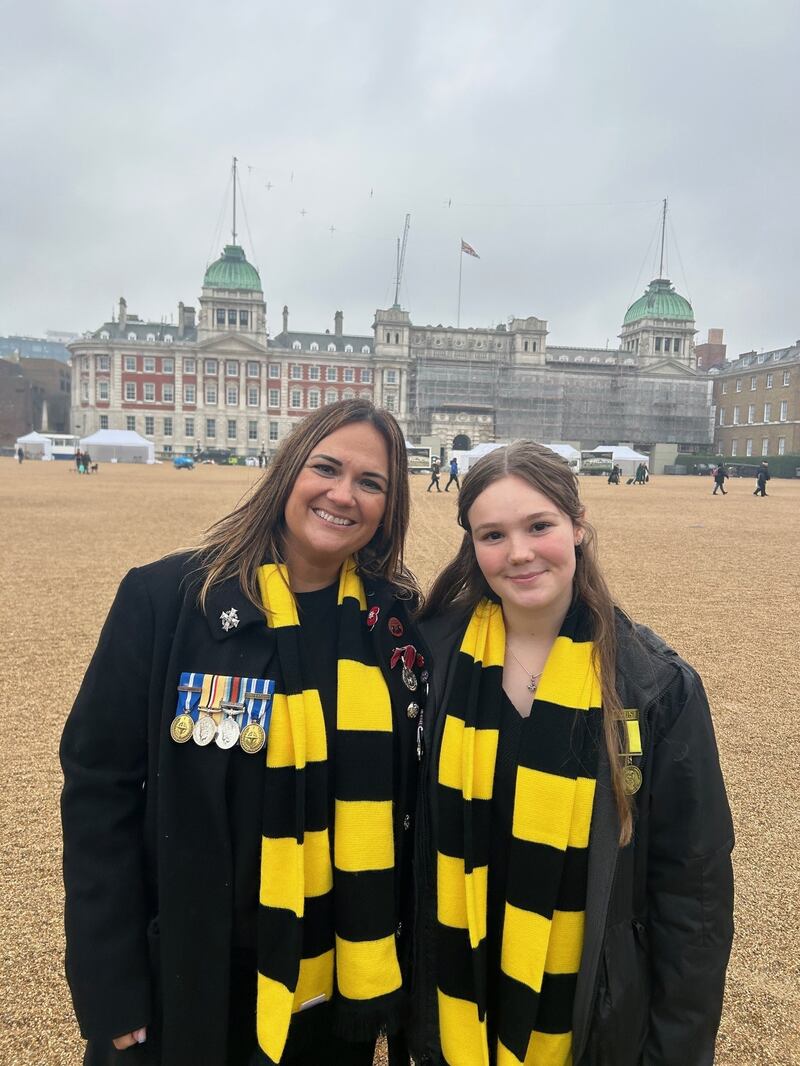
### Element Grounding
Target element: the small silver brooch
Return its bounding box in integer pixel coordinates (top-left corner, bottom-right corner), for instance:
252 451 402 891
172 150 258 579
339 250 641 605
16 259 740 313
220 608 240 632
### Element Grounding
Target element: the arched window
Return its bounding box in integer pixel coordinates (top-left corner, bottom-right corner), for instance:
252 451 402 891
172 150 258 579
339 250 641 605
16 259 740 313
100 331 110 340
327 343 336 352
146 333 156 342
164 334 173 343
574 355 584 363
523 341 529 351
310 342 319 352
558 355 568 362
292 340 301 350
605 356 616 364
128 332 137 341
452 434 471 450
361 345 370 354
590 356 599 363
344 344 353 353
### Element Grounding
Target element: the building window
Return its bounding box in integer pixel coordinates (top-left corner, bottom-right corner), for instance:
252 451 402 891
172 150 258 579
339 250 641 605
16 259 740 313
395 332 400 344
343 389 355 400
309 366 320 380
783 371 791 386
384 393 397 412
718 408 725 426
164 335 173 345
226 385 239 405
326 366 337 382
268 388 280 407
269 364 280 378
761 437 769 456
144 383 155 402
97 381 109 401
780 400 788 421
722 381 728 394
145 416 155 436
183 358 196 374
361 345 370 354
206 418 216 438
292 341 302 350
360 368 372 383
248 420 258 441
183 383 196 404
247 361 259 378
745 439 753 456
655 337 662 352
227 419 237 439
100 331 110 340
143 357 155 373
385 332 390 343
778 436 786 455
269 421 279 442
163 384 174 403
98 354 110 370
344 368 354 382
216 309 226 326
290 389 302 409
766 373 773 389
185 418 194 437
205 384 218 404
731 439 738 456
750 376 757 390
128 332 137 341
673 338 681 354
309 389 320 409
164 417 173 436
325 389 337 404
385 369 397 384
664 338 671 353
226 360 238 377
360 390 371 399
124 355 136 371
747 404 755 423
126 415 136 431
95 414 107 430
733 406 740 425
345 344 353 353
228 310 237 326
310 342 319 352
163 358 174 374
327 343 336 353
290 364 302 380
764 403 772 422
125 382 137 401
205 359 218 375
523 341 529 352
736 379 742 392
240 310 250 327
247 386 259 406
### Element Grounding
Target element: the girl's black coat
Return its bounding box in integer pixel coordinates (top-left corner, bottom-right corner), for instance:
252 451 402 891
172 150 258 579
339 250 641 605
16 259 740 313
410 608 734 1066
60 553 424 1066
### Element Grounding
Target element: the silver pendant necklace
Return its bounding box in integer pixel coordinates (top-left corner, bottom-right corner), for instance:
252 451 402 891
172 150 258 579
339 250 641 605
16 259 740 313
506 646 542 693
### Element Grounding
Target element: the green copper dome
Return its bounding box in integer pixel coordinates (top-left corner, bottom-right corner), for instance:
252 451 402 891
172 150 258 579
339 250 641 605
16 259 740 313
203 245 262 291
623 278 693 325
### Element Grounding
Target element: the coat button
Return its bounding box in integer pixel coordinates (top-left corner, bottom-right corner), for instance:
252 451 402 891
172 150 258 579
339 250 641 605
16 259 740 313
403 814 411 830
406 702 420 719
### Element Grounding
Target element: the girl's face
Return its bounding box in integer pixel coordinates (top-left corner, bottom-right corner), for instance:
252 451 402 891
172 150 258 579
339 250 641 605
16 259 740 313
468 474 582 621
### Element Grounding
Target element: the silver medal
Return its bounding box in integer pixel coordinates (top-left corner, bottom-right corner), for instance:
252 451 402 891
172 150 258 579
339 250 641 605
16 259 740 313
193 715 217 746
216 715 241 750
402 666 418 692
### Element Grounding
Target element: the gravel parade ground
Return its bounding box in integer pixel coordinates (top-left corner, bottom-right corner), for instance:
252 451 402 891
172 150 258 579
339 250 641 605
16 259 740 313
2 459 798 1065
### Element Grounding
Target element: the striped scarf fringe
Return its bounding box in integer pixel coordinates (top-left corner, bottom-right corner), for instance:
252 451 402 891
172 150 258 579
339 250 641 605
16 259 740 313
255 559 402 1064
436 599 601 1066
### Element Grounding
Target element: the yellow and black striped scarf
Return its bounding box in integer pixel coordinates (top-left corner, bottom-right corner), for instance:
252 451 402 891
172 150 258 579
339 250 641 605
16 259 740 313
436 599 601 1066
255 558 402 1064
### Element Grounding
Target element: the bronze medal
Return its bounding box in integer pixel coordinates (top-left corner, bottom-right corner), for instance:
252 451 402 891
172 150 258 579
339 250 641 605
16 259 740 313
170 713 194 744
240 721 266 754
192 715 216 747
622 763 642 795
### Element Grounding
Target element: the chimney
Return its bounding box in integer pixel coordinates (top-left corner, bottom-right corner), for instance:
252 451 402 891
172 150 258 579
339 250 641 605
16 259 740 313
119 297 127 331
183 306 196 331
178 301 185 338
334 310 343 336
282 305 289 333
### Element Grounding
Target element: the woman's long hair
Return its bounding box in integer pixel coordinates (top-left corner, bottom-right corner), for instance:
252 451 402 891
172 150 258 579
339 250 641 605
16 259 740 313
193 399 417 608
421 441 633 845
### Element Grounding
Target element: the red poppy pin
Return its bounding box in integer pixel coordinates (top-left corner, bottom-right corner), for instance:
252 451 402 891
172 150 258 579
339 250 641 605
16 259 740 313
367 606 380 630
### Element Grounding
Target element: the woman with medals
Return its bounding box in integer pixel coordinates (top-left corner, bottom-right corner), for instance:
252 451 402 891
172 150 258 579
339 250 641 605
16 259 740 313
409 442 734 1066
61 400 427 1066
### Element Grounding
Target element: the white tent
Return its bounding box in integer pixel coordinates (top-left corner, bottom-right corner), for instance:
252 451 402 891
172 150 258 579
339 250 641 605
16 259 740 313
79 429 155 464
542 442 581 469
15 431 53 460
460 441 509 472
590 444 649 477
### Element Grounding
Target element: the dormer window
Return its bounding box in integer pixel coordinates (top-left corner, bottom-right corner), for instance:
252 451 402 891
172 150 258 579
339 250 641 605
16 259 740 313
574 355 584 363
624 358 635 365
327 343 336 353
100 331 110 340
558 355 568 362
361 345 370 354
164 334 173 343
146 333 156 343
605 356 615 364
344 345 353 353
310 342 319 352
292 341 301 350
128 332 137 341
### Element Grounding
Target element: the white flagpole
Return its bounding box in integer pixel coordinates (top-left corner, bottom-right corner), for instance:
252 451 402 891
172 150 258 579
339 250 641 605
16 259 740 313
457 242 463 327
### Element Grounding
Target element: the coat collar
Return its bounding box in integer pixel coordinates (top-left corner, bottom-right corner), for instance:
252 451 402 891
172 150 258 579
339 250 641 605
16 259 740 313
203 574 267 641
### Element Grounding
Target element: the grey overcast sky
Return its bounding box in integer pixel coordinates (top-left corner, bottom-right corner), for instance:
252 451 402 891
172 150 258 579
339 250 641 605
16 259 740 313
2 0 798 356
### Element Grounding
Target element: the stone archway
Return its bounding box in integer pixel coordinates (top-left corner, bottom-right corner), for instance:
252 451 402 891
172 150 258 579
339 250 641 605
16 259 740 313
452 433 471 451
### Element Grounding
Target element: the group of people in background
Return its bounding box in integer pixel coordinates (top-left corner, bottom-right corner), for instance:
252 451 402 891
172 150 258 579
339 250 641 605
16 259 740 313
713 460 771 496
74 449 94 474
427 455 460 493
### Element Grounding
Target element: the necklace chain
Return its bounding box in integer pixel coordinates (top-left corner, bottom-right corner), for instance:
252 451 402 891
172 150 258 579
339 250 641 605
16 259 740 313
506 644 542 693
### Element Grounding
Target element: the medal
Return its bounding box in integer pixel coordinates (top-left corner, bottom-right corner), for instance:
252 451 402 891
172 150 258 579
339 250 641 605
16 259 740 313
170 713 194 744
240 721 266 754
402 666 418 691
216 715 241 749
622 763 642 795
406 702 420 719
193 714 216 746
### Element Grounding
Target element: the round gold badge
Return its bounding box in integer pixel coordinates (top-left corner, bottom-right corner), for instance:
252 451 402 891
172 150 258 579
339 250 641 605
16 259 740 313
170 713 194 744
622 763 643 795
240 721 267 754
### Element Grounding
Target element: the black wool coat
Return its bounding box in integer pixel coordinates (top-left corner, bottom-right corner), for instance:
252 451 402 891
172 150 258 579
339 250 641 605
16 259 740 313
60 552 426 1066
409 608 735 1066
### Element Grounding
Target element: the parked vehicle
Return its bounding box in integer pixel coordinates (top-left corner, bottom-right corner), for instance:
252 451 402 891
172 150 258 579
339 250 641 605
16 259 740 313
195 448 232 465
173 455 195 470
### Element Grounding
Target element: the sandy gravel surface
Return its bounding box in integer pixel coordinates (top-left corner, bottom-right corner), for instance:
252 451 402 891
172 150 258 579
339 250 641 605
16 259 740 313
1 459 798 1065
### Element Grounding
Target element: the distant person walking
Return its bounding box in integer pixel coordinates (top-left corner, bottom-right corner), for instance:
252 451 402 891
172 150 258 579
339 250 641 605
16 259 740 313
16 446 24 464
427 456 442 492
608 463 621 485
75 449 83 473
444 457 460 492
713 463 728 495
633 462 648 485
753 461 771 497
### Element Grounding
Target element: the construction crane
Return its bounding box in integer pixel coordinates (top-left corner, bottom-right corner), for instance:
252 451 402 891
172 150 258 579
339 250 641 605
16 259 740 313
392 213 411 309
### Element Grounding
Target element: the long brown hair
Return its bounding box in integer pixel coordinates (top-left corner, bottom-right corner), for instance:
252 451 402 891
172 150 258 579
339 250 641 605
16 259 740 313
193 399 417 609
421 441 633 845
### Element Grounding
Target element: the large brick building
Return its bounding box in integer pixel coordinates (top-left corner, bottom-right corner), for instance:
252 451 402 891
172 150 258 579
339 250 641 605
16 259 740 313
712 343 800 458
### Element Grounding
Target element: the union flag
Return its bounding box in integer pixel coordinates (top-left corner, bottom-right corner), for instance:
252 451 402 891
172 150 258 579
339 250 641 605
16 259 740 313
460 239 480 258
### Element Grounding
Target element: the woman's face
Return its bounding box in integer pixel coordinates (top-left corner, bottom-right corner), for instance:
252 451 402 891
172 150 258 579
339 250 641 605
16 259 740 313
468 474 581 621
283 421 390 579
